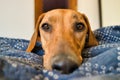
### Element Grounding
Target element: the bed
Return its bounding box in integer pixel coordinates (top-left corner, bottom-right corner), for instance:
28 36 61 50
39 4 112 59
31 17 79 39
0 25 120 80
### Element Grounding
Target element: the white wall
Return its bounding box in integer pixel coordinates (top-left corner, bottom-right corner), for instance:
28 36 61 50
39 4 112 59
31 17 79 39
101 0 120 26
0 0 100 39
78 0 100 30
0 0 34 40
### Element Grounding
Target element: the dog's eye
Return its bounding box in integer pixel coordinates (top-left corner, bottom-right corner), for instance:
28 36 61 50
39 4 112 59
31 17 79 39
75 23 85 32
41 23 51 32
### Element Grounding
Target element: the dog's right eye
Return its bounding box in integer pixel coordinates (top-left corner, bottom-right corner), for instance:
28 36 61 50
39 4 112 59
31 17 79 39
41 23 51 32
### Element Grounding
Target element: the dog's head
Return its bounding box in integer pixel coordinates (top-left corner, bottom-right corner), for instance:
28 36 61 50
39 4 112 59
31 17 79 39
26 9 98 74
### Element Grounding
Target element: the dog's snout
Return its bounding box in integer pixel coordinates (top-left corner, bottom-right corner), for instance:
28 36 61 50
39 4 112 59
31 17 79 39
51 54 78 74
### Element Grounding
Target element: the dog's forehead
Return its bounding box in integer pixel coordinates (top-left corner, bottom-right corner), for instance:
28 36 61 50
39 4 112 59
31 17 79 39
44 9 83 20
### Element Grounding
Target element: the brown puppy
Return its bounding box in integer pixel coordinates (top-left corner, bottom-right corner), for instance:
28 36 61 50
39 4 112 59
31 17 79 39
26 9 98 74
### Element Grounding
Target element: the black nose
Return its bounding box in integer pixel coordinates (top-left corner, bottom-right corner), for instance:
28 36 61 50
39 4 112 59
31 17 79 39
51 56 78 74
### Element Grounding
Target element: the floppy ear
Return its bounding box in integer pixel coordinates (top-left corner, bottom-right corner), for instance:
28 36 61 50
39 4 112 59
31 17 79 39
26 14 44 52
82 14 98 47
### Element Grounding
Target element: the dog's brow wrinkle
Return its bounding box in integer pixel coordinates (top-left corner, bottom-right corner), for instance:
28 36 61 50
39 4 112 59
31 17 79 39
73 14 78 19
48 16 57 23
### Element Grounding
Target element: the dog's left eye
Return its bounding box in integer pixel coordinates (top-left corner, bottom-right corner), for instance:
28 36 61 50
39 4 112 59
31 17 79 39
41 23 51 32
75 23 85 32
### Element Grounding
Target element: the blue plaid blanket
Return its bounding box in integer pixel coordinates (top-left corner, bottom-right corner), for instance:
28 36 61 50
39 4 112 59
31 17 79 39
0 25 120 80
